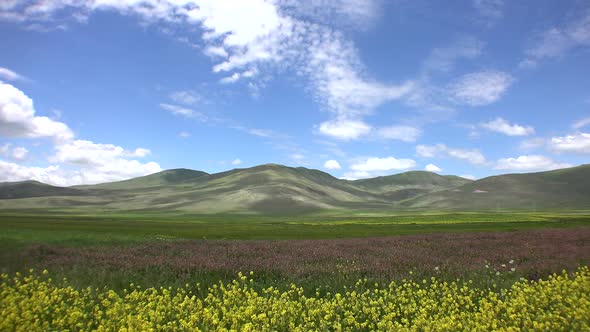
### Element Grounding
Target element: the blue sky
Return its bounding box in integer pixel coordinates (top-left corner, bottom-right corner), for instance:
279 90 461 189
0 0 589 185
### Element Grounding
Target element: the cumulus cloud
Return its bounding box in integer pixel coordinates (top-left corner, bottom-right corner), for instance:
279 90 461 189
495 155 571 172
11 146 28 160
0 83 161 186
342 156 415 179
460 174 477 180
0 157 161 186
416 144 487 165
449 71 514 106
549 132 590 154
318 119 371 140
231 158 242 165
0 143 28 160
0 82 74 141
480 117 534 136
375 125 421 142
0 0 411 141
323 159 341 170
424 163 442 173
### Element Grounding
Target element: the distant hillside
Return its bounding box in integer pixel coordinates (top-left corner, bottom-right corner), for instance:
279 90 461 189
0 164 588 213
351 171 472 193
0 181 84 199
403 164 590 210
118 164 388 214
79 169 209 190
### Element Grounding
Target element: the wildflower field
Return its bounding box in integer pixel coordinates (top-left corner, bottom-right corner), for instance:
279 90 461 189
1 212 590 330
1 267 589 331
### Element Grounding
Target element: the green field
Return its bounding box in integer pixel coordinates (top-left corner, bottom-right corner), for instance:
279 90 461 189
1 211 589 330
1 211 590 246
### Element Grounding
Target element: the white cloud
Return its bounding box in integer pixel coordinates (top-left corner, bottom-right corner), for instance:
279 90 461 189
0 67 26 81
549 132 590 154
323 159 341 170
11 146 28 160
375 125 421 142
0 160 65 185
0 84 162 186
480 117 534 136
126 148 151 157
318 119 371 140
460 174 477 180
289 153 305 160
342 156 415 179
178 131 191 138
231 158 242 165
449 71 514 106
573 117 590 130
204 46 228 58
0 82 74 141
0 157 161 186
350 156 416 172
219 73 240 84
416 144 486 165
0 143 28 160
524 12 590 64
424 163 442 173
52 140 149 166
0 0 408 141
246 128 273 138
169 90 200 106
160 103 206 120
405 37 484 113
278 0 381 30
495 155 571 172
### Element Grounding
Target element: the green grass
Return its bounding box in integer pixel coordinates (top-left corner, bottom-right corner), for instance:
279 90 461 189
1 211 589 295
1 211 590 247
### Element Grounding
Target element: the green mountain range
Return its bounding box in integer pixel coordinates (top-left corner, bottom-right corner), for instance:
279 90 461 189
1 163 589 214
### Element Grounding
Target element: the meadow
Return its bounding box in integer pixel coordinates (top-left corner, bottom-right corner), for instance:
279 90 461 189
1 211 590 330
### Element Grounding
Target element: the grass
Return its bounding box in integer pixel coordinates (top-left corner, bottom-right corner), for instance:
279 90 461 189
1 211 589 293
0 211 590 247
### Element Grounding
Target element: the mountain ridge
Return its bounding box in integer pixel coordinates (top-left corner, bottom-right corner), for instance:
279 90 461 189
0 163 589 213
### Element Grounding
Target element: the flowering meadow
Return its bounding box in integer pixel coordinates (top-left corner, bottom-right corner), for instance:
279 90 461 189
1 267 589 331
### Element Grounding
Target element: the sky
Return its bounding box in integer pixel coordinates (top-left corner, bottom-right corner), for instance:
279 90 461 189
0 0 589 186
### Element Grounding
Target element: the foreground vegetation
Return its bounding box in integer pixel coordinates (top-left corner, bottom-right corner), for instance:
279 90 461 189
1 212 589 330
2 267 589 331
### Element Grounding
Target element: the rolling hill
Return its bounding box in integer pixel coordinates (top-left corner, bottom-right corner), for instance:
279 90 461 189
403 164 590 210
0 164 589 213
0 181 85 199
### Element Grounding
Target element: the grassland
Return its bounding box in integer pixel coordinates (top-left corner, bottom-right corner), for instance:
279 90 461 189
1 211 590 246
1 211 589 330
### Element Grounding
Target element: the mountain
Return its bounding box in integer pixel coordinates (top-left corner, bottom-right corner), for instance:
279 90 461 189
0 164 588 213
0 181 84 199
350 171 472 201
77 168 209 190
403 164 590 210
